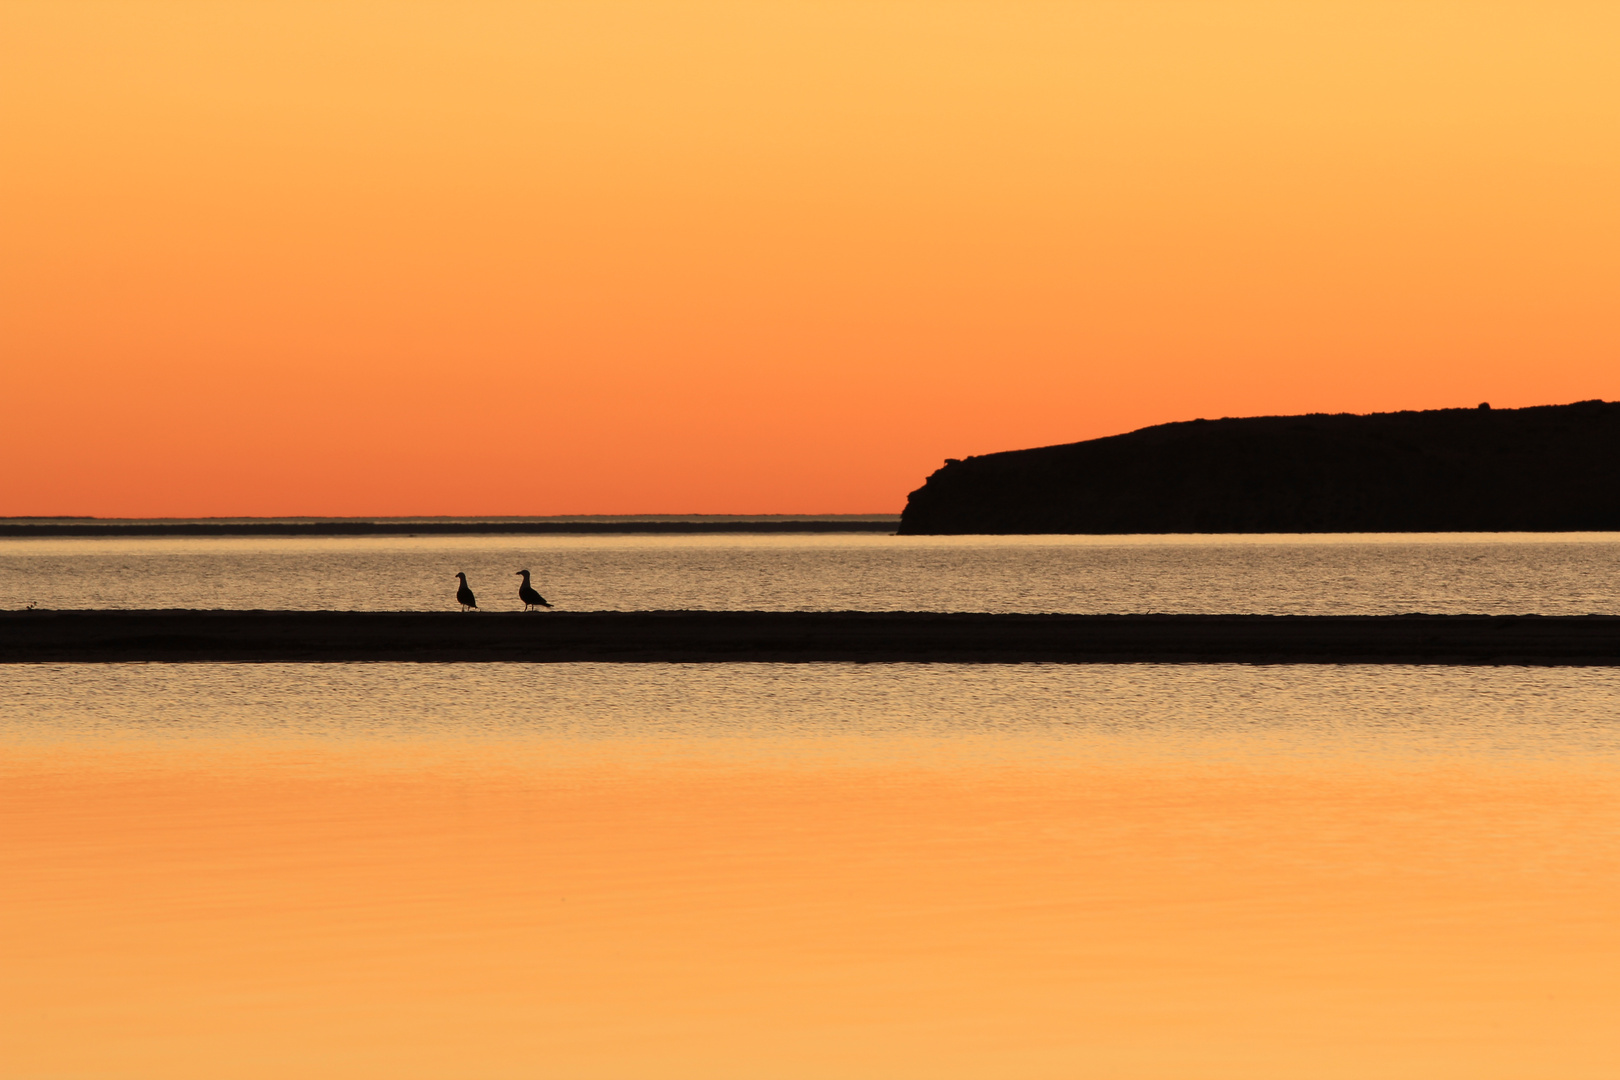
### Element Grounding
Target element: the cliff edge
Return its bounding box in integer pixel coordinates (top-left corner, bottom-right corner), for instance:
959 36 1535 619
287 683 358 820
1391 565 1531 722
898 400 1620 534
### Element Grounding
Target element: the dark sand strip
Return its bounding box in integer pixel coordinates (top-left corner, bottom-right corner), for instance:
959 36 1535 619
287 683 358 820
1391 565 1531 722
0 521 896 538
6 610 1620 664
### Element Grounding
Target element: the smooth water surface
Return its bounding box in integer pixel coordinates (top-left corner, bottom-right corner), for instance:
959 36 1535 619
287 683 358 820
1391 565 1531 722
5 532 1620 613
4 663 1619 1078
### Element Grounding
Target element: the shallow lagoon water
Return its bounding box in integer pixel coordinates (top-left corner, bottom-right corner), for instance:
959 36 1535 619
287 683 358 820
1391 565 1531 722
4 531 1620 613
4 663 1619 1078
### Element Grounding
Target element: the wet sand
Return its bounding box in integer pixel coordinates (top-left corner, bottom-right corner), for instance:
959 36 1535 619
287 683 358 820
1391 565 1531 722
7 610 1620 663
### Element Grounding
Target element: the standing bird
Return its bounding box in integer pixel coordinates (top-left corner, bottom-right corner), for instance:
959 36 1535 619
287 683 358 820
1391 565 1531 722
516 569 552 611
455 572 477 611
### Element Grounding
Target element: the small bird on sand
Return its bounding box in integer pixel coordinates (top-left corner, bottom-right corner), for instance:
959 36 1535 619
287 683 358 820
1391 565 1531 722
455 572 477 611
516 569 552 611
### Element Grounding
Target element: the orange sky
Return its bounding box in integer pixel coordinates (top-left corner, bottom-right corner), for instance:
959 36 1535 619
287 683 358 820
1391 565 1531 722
4 2 1618 517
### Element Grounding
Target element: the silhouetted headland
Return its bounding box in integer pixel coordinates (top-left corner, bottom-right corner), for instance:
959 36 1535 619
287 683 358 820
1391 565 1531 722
899 400 1620 534
7 610 1620 665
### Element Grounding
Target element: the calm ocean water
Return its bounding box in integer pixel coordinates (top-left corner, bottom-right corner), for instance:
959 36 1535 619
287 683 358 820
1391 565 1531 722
5 531 1620 613
8 661 1620 757
6 534 1620 1076
4 662 1619 1077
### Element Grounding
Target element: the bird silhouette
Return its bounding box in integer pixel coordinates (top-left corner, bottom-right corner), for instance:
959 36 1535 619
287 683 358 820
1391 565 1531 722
455 572 477 611
516 569 552 611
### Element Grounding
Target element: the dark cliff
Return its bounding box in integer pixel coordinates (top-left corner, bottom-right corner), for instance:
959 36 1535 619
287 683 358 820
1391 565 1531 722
898 400 1620 534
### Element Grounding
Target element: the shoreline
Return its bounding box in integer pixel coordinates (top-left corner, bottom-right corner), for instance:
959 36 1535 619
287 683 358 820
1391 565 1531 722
6 610 1620 664
0 520 898 538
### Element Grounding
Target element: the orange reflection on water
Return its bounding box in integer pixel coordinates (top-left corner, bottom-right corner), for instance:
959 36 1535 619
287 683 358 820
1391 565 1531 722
4 743 1618 1078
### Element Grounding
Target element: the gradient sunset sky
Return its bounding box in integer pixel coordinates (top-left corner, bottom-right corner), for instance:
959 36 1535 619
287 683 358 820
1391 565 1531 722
5 2 1618 517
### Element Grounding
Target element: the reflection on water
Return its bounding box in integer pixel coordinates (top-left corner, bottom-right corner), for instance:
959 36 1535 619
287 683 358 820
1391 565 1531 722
3 664 1619 1078
4 531 1620 614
